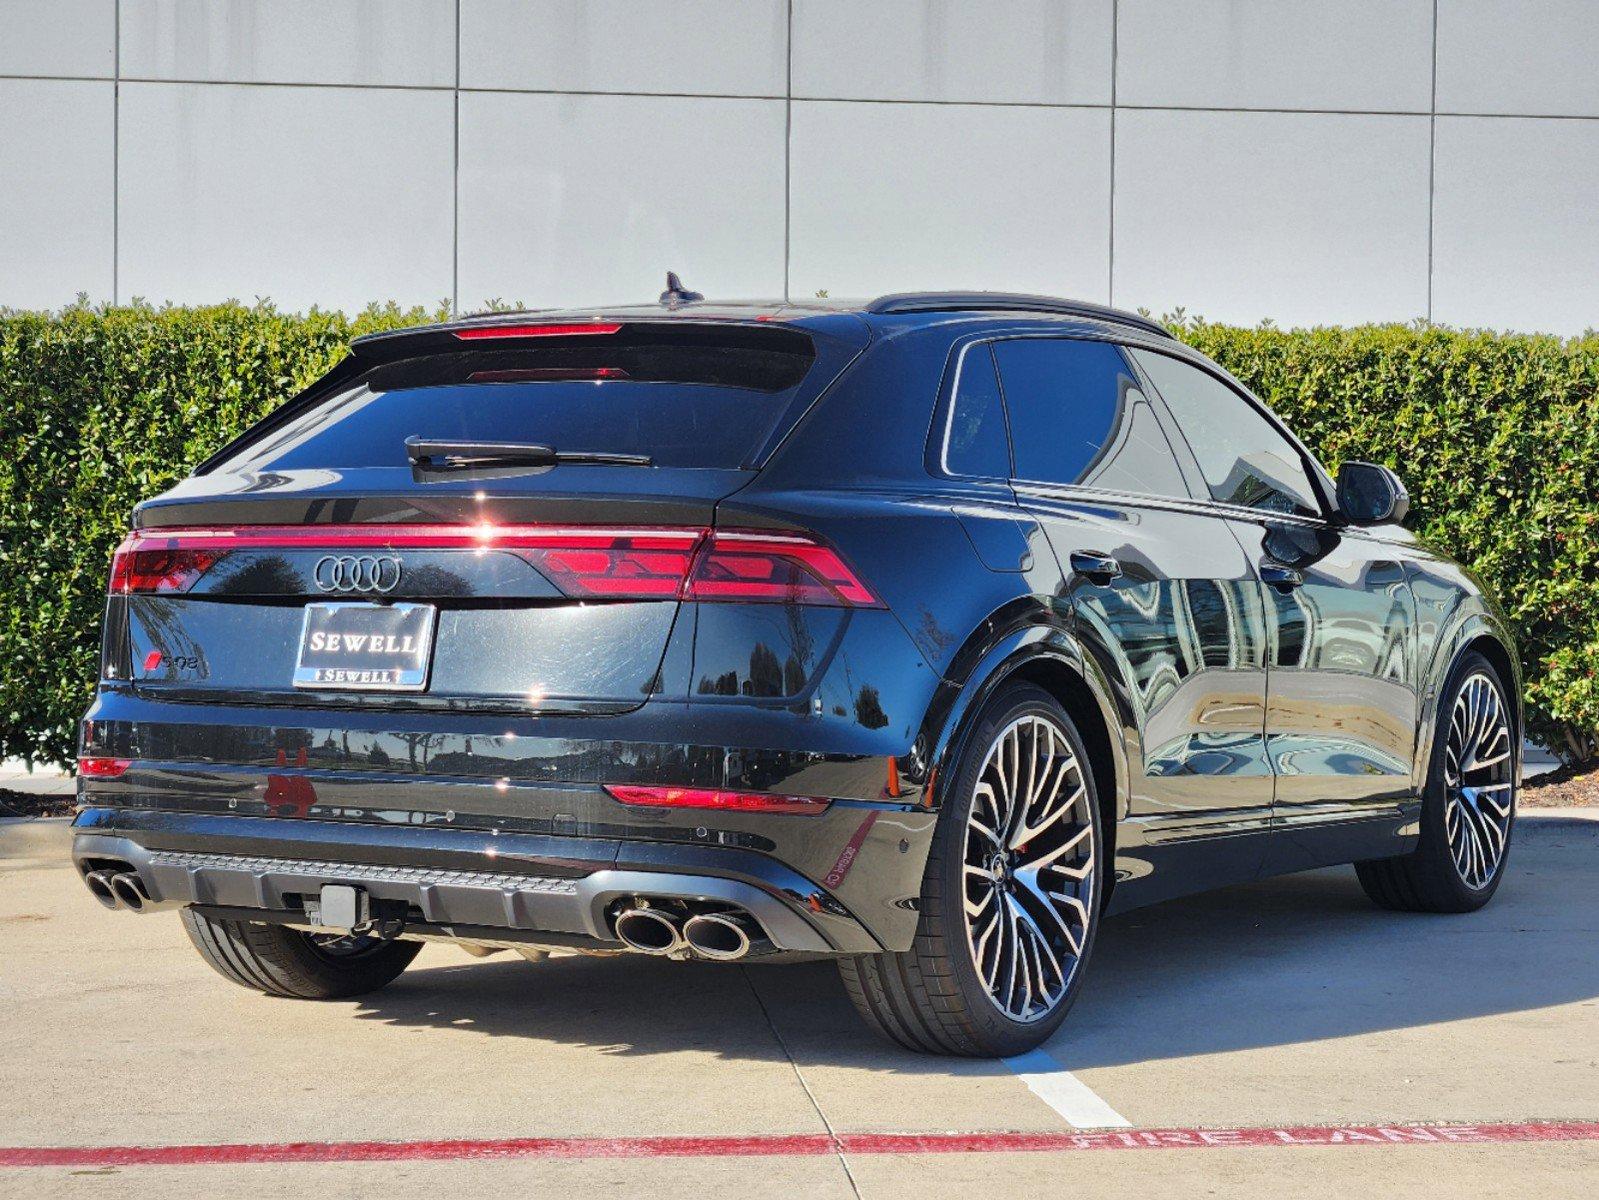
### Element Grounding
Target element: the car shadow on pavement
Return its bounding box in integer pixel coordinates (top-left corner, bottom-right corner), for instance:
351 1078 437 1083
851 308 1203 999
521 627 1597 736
347 818 1599 1073
347 948 929 1071
1053 817 1599 1071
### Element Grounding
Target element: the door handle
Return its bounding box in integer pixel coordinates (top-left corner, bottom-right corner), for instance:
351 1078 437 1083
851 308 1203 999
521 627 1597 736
1069 550 1122 582
1259 562 1303 591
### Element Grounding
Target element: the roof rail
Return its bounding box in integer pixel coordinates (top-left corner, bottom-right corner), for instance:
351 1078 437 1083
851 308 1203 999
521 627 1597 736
864 291 1173 339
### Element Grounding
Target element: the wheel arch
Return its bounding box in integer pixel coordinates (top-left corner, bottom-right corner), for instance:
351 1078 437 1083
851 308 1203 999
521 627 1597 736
1414 621 1524 790
917 621 1129 901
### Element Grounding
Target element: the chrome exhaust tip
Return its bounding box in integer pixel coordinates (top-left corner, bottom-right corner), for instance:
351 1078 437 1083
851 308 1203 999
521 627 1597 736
613 907 684 955
84 870 119 910
682 911 763 961
109 872 148 912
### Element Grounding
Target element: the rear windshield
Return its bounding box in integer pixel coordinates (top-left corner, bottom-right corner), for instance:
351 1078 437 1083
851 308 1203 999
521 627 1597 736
213 331 818 473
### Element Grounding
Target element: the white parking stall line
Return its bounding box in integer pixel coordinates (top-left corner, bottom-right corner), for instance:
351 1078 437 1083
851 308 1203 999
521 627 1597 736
1003 1049 1132 1130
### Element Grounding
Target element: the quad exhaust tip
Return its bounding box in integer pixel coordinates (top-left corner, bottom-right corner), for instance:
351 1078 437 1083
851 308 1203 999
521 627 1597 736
82 867 154 912
84 870 118 910
110 872 149 912
612 907 685 956
682 911 761 961
612 904 770 960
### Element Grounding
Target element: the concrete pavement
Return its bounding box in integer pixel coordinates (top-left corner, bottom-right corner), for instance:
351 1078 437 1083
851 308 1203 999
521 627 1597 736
1 812 1595 1197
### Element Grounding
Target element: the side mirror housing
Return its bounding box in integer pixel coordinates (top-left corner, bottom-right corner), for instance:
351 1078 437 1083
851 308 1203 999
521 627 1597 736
1337 461 1409 525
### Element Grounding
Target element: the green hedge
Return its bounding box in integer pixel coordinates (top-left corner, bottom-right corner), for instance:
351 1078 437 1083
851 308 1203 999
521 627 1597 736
0 303 1595 767
0 303 436 766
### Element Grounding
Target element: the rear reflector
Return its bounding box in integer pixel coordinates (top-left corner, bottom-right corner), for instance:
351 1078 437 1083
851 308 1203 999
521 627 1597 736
108 525 879 606
453 323 621 341
77 756 131 779
605 785 831 815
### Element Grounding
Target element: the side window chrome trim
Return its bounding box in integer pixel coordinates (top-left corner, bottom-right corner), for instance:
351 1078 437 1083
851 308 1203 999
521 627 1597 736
931 337 1014 483
928 327 1333 519
939 339 990 478
1199 498 1333 530
1012 479 1215 520
1013 479 1337 531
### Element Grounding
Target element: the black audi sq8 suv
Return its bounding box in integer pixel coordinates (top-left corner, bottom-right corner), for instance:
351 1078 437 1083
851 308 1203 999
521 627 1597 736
73 290 1520 1056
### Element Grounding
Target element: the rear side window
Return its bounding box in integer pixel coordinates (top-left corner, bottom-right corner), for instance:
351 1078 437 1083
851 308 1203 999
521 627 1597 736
992 338 1192 498
213 331 818 473
1128 349 1322 518
942 344 1011 478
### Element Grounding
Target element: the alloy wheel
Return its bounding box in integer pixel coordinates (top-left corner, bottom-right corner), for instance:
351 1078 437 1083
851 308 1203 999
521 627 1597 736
963 714 1096 1022
1443 671 1515 890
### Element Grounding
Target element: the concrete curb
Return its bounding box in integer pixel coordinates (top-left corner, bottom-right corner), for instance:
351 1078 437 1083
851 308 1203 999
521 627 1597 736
1520 806 1599 823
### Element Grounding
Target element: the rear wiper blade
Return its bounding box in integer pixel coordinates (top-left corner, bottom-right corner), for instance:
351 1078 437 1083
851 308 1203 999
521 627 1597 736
405 437 653 470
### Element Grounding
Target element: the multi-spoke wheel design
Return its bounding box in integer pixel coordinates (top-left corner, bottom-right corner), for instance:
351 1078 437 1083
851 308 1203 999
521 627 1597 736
962 714 1096 1023
1356 652 1517 914
1443 671 1515 890
839 684 1102 1055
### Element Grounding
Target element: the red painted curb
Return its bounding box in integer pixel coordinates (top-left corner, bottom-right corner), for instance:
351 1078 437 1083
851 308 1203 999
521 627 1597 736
3 1122 1597 1168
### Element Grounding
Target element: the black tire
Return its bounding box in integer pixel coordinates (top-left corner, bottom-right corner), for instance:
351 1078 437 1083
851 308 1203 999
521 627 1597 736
1355 650 1517 913
840 683 1104 1057
180 908 422 999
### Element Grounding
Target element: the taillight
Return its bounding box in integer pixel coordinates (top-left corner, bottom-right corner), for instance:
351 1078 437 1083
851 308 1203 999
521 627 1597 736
77 756 131 778
453 322 621 340
686 532 880 607
605 785 830 815
109 534 220 594
525 528 879 605
105 525 879 606
520 531 702 599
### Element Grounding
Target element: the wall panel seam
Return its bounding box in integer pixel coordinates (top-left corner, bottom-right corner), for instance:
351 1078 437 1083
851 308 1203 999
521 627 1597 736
452 0 461 313
1108 0 1118 305
1426 0 1438 321
784 0 793 302
112 0 120 304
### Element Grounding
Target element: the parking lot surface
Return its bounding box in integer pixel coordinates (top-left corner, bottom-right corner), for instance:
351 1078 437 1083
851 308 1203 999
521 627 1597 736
2 812 1595 1197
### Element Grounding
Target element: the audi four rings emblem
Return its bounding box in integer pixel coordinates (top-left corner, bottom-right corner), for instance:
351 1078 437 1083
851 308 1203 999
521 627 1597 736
313 554 403 594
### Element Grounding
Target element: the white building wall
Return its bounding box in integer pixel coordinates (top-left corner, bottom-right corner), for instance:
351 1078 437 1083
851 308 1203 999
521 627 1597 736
1 0 1595 333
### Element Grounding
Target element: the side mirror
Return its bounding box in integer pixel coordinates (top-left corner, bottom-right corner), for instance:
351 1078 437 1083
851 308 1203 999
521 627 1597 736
1337 461 1409 525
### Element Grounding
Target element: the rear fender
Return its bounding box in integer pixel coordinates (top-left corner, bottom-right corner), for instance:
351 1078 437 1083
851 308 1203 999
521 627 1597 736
915 604 1130 825
1405 556 1523 791
1412 610 1523 791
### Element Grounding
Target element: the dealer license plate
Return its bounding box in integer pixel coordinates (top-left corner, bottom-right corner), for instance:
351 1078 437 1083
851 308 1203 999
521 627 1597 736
293 602 436 691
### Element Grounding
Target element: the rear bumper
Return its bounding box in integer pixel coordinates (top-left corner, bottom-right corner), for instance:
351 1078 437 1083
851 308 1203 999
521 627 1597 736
74 686 943 950
70 806 889 953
